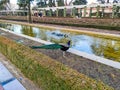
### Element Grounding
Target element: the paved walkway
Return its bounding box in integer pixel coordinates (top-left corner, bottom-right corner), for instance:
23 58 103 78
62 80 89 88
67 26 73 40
0 62 26 90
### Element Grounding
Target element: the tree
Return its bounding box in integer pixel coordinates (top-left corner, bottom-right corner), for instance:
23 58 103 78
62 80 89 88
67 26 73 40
0 0 10 10
36 0 47 7
36 0 56 7
36 0 65 7
57 0 64 6
17 0 29 10
113 0 119 3
97 0 105 4
17 0 34 23
73 0 87 5
48 0 53 7
107 0 109 3
65 0 67 5
97 0 120 3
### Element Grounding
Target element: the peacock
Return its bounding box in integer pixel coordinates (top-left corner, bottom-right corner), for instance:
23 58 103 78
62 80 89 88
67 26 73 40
29 40 71 52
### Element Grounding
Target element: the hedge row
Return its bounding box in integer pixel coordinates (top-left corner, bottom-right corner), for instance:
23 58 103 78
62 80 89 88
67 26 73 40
0 16 120 30
0 36 114 90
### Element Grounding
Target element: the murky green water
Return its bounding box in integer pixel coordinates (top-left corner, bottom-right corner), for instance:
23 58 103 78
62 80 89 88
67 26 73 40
0 23 120 62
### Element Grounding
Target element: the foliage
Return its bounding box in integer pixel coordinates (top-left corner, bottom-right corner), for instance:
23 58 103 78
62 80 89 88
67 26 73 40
57 0 64 6
36 0 64 7
17 0 33 22
17 0 34 10
112 5 120 18
0 36 114 90
48 0 54 7
36 0 47 7
113 0 120 3
17 0 29 10
73 0 87 5
97 0 120 3
97 0 105 4
0 0 9 10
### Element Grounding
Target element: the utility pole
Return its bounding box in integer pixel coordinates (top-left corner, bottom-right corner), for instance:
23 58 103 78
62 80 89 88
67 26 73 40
28 0 32 23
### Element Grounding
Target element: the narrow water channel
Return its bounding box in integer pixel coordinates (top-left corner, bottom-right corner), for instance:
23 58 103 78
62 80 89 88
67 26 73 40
0 23 120 62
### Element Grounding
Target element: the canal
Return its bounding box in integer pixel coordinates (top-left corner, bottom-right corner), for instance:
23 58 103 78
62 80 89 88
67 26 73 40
0 23 120 62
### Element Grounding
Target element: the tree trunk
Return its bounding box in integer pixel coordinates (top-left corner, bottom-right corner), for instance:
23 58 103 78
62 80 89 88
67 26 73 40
28 0 32 23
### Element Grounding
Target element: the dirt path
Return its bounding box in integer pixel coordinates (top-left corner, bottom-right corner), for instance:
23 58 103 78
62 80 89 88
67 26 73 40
0 53 41 90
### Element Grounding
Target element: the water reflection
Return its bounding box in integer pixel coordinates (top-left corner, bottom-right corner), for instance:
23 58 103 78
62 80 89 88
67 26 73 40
71 35 93 54
91 39 120 62
0 23 120 62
